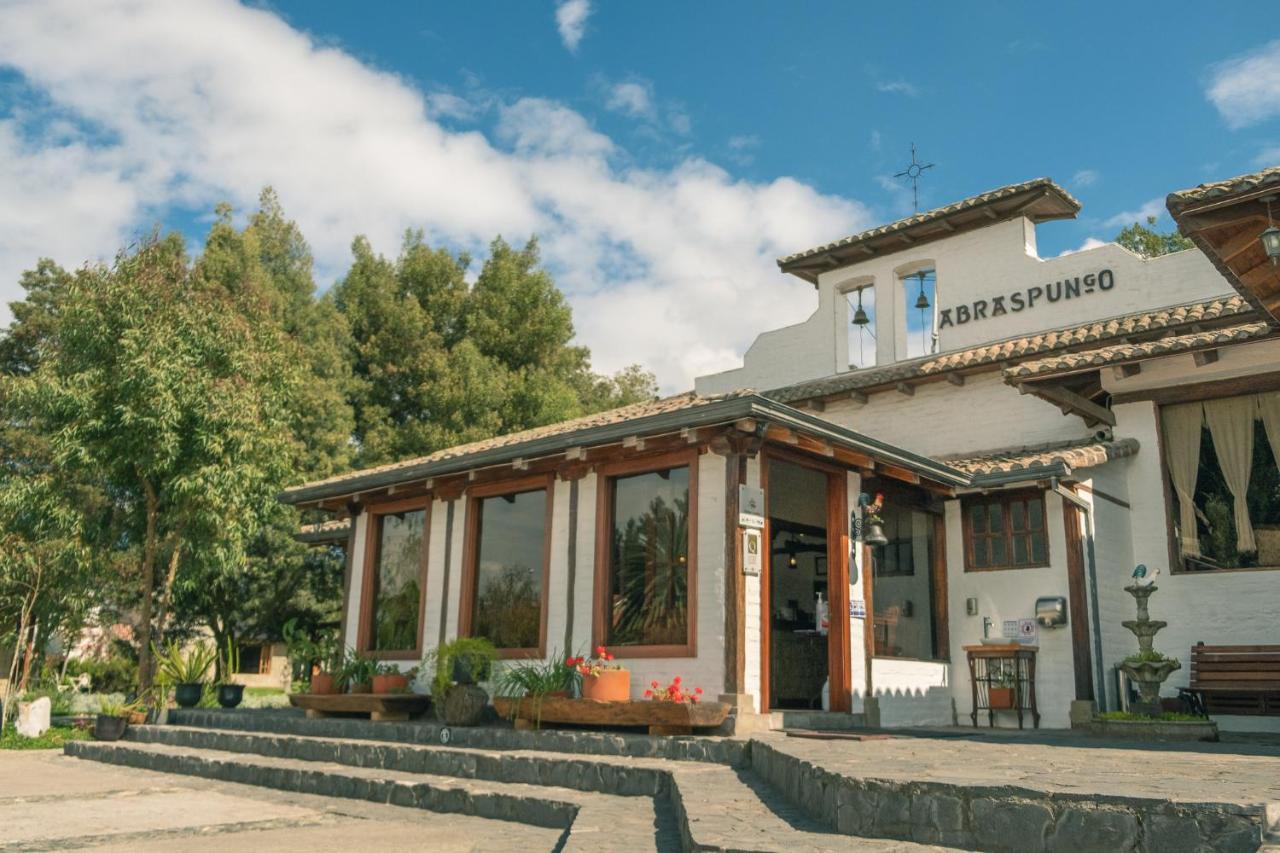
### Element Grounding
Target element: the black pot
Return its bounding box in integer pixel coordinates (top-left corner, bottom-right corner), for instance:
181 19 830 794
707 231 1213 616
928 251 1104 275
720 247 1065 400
93 714 128 741
216 684 244 709
174 683 204 708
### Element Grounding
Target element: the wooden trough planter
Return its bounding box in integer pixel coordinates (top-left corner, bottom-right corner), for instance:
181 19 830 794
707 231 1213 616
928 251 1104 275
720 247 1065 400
289 692 430 722
493 696 730 735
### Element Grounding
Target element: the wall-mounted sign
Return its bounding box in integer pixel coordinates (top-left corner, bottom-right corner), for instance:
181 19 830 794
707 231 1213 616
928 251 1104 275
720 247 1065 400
850 599 867 619
938 269 1115 330
742 529 762 575
1002 618 1038 645
739 484 765 529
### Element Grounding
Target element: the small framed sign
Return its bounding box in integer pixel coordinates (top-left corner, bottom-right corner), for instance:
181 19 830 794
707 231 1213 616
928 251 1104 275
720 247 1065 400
850 599 867 619
739 484 765 529
742 529 762 575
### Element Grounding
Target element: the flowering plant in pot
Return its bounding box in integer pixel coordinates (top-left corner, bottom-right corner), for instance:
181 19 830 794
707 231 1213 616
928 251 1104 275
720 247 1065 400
342 651 378 694
644 676 703 704
576 647 629 702
372 662 417 694
215 638 244 709
154 640 216 709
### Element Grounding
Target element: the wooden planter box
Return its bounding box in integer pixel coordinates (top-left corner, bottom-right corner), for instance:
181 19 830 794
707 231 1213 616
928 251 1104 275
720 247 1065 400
289 692 430 722
493 695 730 735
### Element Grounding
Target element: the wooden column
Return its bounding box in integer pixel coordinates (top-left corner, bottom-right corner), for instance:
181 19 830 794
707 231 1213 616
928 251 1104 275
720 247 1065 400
1062 498 1095 702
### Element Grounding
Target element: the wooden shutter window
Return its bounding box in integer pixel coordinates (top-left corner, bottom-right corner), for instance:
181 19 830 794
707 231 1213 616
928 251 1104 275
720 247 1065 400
964 491 1049 571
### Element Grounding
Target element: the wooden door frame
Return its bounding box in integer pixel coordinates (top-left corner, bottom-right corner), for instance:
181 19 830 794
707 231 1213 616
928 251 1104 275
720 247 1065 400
1062 497 1095 701
759 448 852 712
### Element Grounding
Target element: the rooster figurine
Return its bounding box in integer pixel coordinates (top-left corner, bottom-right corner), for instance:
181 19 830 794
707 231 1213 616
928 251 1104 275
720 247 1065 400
1130 564 1160 586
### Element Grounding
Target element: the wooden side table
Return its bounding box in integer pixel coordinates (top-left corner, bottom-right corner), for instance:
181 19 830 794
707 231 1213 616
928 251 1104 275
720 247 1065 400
964 643 1040 729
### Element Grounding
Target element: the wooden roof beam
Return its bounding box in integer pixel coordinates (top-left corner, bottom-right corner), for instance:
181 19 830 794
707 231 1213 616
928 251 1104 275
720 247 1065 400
1022 381 1116 426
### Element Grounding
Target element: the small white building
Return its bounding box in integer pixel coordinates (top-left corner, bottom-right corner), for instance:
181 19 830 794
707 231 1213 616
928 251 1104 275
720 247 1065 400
285 167 1280 733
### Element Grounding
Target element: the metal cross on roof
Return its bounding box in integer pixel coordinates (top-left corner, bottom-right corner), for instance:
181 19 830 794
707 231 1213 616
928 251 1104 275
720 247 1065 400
894 143 934 213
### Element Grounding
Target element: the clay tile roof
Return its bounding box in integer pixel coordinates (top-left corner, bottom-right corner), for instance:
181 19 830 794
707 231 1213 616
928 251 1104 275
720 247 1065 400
1004 321 1274 381
941 437 1140 481
296 518 352 543
778 178 1080 283
766 294 1254 403
283 390 750 496
1166 165 1280 214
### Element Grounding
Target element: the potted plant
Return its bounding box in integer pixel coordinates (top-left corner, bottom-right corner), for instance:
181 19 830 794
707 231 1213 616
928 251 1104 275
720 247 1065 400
284 619 341 694
425 637 497 727
342 651 378 694
988 668 1017 710
215 638 245 709
94 697 139 741
154 640 216 709
576 647 629 702
372 662 416 694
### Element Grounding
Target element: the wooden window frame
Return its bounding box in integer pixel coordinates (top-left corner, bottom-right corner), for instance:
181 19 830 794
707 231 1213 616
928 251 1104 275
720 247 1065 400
357 496 432 660
458 474 555 660
961 489 1050 572
593 448 699 659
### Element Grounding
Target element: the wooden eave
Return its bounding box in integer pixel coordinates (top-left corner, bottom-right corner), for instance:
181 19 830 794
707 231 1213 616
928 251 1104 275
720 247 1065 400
1169 188 1280 324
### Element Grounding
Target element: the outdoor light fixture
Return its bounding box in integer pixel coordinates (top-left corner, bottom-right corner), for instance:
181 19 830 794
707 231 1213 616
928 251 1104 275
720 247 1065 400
1262 196 1280 266
852 288 870 326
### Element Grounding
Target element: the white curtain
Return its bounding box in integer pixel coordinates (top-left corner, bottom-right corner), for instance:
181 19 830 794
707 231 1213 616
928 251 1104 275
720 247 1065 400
1204 395 1257 554
1162 402 1204 557
1258 392 1280 475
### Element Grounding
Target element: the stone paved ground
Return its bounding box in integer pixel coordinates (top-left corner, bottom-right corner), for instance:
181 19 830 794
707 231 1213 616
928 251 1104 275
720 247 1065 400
0 750 564 852
766 730 1280 805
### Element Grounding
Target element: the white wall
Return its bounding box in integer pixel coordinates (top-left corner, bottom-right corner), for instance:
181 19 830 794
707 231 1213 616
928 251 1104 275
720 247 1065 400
696 215 1231 397
822 370 1091 458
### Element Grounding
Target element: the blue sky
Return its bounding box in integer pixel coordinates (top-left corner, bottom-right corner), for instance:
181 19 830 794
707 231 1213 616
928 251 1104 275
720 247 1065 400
0 1 1277 390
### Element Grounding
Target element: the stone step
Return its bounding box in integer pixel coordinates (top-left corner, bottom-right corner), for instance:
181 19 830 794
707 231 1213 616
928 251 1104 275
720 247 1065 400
68 731 954 852
66 738 666 852
769 710 868 732
167 708 748 766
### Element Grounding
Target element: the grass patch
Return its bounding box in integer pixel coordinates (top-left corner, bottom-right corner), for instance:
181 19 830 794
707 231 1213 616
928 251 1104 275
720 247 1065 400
1097 710 1208 723
0 724 92 750
244 687 285 697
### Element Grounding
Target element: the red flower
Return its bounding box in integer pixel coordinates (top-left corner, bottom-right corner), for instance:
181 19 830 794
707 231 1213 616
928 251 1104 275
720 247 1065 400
644 690 653 698
605 652 614 661
596 646 606 656
672 676 681 685
565 657 576 667
694 687 703 694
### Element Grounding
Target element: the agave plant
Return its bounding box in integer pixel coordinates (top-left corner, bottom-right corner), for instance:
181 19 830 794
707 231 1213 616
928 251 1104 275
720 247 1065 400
153 640 217 685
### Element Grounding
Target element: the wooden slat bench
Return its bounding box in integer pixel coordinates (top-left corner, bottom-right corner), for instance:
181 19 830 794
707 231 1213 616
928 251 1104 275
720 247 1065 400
1181 643 1280 717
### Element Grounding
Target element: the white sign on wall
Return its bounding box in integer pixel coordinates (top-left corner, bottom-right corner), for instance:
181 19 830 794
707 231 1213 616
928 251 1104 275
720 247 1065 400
742 529 762 576
739 484 765 529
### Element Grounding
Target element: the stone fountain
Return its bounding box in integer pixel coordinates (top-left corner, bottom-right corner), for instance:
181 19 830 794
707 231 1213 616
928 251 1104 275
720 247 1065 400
1119 582 1181 716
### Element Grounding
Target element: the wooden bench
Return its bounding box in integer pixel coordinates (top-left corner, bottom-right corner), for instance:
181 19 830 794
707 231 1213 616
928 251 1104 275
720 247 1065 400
493 696 730 735
1181 643 1280 717
289 692 430 722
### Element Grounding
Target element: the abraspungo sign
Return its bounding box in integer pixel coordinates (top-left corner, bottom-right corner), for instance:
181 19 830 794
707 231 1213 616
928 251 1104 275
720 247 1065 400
938 269 1115 329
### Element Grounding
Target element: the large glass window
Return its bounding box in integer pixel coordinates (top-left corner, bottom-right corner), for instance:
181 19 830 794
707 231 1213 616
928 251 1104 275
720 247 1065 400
1164 393 1280 572
963 492 1048 571
605 465 691 649
872 503 942 660
369 509 426 653
468 487 548 651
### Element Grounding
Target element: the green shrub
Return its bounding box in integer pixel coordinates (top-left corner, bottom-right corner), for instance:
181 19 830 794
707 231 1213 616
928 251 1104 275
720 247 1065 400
65 656 138 694
0 724 91 750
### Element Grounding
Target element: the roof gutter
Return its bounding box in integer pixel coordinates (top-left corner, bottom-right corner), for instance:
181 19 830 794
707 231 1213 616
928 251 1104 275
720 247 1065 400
281 394 972 505
965 462 1070 490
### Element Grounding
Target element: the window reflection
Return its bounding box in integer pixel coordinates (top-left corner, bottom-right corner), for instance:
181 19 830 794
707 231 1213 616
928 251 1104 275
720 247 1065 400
607 466 690 647
470 489 547 650
371 510 424 652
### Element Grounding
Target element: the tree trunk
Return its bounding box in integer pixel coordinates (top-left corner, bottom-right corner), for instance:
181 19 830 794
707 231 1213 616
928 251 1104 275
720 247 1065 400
138 478 159 692
154 542 181 645
17 621 37 693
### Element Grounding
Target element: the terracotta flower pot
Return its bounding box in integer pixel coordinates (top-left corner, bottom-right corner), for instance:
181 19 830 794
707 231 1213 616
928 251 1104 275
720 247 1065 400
988 687 1016 710
582 669 630 702
348 681 372 695
310 672 339 695
372 673 409 694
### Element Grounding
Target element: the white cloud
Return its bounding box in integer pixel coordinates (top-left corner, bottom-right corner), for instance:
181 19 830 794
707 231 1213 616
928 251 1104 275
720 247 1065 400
875 80 919 97
1072 169 1099 188
604 81 653 118
555 0 591 53
1254 145 1280 167
1102 197 1165 229
0 0 867 393
1207 40 1280 129
1056 237 1107 257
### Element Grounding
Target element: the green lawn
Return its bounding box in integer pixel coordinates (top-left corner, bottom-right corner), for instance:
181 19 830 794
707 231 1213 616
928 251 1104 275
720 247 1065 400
0 724 92 750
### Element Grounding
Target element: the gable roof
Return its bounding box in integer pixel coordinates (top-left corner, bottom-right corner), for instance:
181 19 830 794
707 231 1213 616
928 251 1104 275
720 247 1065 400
765 294 1254 404
778 178 1080 284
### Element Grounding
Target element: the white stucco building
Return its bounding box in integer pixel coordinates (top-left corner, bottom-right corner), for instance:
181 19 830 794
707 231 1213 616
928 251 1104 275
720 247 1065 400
287 167 1280 734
